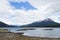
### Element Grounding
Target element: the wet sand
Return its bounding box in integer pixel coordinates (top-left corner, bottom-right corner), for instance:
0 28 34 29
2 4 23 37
0 29 60 40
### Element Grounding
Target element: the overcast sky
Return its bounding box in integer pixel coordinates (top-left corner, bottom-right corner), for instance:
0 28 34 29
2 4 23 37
0 0 60 25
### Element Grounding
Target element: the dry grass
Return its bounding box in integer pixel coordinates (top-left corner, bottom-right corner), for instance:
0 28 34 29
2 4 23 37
0 29 9 33
0 30 60 40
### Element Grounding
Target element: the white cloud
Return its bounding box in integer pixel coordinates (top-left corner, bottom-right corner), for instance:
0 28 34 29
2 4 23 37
9 0 27 2
0 0 60 25
50 12 60 23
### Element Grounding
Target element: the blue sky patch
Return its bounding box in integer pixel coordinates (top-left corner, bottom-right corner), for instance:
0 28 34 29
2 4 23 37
9 1 37 11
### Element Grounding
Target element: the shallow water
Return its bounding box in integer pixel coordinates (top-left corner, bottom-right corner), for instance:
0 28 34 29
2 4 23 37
23 28 60 38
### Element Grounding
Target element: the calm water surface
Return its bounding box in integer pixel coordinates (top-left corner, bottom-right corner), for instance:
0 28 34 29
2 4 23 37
23 28 60 38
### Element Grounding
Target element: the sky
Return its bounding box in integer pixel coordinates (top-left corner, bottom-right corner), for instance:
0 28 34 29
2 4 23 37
0 0 60 25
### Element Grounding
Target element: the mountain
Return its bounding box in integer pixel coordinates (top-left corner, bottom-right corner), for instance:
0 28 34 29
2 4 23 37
20 18 60 27
0 21 16 27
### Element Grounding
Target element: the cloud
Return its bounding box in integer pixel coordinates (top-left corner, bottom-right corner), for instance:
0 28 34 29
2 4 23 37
0 0 60 25
9 1 37 10
50 12 60 23
9 0 27 2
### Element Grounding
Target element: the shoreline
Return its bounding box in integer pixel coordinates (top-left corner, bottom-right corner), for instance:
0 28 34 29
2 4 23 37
0 29 60 40
0 33 60 40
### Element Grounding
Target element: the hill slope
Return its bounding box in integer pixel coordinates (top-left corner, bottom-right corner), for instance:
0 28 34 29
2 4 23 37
0 21 16 27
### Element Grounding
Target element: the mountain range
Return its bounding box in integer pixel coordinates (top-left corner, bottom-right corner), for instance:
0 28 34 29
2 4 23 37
0 18 60 27
20 18 60 27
